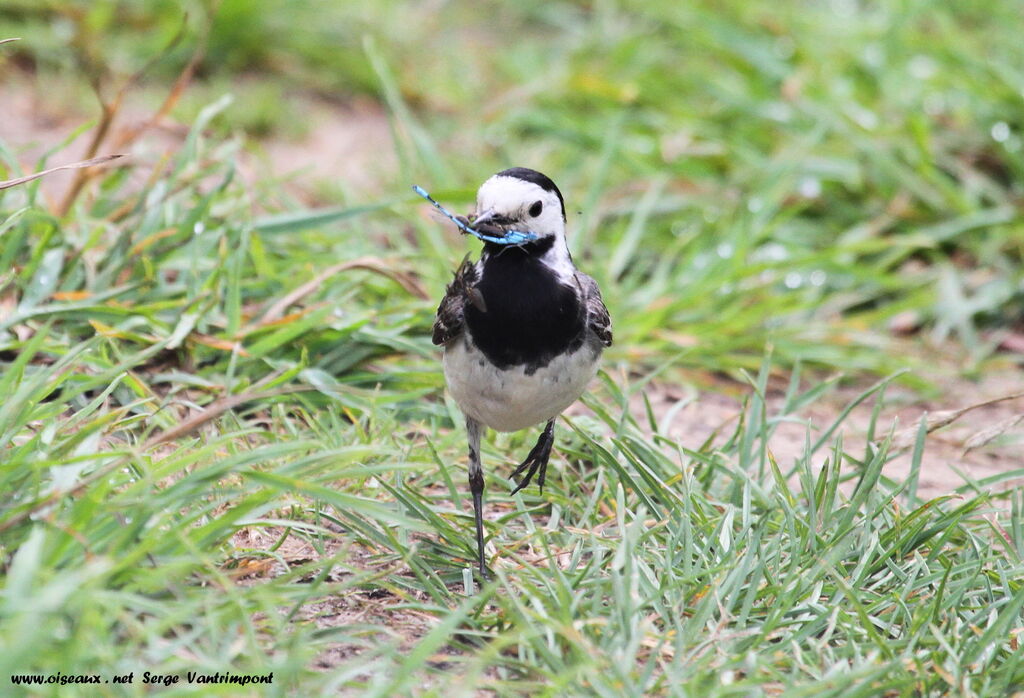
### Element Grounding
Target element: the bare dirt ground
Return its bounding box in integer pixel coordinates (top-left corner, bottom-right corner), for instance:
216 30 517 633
4 72 395 206
629 368 1024 501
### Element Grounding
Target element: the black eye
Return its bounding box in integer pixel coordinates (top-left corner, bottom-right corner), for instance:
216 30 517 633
528 200 543 217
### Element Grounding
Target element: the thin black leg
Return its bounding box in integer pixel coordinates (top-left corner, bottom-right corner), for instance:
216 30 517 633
466 417 487 579
509 420 555 495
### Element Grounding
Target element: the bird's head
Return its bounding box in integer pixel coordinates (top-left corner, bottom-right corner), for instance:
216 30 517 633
471 167 566 243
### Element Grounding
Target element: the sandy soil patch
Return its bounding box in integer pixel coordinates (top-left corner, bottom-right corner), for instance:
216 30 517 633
625 367 1024 501
3 72 396 206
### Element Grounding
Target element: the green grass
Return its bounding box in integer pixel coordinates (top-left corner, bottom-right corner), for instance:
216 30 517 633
2 0 1024 695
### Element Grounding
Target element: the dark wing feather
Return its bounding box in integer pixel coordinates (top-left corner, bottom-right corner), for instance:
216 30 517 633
575 271 612 347
432 256 479 345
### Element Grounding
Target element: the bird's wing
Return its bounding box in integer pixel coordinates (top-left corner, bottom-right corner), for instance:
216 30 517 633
575 271 613 347
432 256 479 346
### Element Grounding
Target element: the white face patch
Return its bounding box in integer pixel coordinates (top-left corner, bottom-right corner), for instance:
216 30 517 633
476 175 565 240
475 174 575 281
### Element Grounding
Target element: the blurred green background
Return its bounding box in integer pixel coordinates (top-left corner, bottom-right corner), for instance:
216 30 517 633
2 1 1023 695
6 0 1024 374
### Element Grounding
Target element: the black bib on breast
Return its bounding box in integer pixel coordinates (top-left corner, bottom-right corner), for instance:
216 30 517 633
465 240 585 373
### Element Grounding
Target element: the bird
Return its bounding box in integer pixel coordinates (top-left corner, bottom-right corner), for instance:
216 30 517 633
431 167 612 578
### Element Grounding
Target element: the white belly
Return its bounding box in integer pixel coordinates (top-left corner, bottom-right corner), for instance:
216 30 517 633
443 337 601 432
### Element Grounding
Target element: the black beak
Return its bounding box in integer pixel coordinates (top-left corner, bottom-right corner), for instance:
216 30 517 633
471 209 497 227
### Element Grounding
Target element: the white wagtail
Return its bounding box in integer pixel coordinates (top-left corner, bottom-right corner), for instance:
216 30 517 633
427 167 612 577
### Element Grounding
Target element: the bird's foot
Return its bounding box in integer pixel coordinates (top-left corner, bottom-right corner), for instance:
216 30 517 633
509 421 555 495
